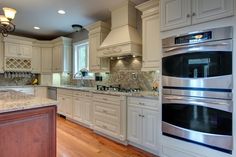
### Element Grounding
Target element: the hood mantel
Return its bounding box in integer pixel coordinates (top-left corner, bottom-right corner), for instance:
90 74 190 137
98 0 142 58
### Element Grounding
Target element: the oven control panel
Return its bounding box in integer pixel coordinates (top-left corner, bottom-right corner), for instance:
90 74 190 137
175 31 212 44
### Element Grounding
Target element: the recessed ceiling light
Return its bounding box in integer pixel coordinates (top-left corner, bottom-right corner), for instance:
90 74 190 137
34 26 40 30
58 10 66 14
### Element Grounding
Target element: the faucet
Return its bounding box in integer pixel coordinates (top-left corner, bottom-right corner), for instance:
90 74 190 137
73 72 85 87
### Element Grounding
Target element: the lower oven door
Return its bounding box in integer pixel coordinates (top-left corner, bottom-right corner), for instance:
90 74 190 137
162 95 233 153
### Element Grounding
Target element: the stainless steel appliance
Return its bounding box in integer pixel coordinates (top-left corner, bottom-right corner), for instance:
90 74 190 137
47 87 57 100
162 26 233 154
162 26 233 90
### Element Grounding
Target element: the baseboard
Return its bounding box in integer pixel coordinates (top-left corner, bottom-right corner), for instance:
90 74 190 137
128 141 160 156
94 130 128 145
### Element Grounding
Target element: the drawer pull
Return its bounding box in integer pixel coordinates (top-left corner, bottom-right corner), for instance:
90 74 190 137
102 110 108 113
139 102 145 105
103 98 108 101
102 125 107 129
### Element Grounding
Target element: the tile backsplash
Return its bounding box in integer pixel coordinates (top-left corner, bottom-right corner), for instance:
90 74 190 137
96 57 160 91
60 56 160 91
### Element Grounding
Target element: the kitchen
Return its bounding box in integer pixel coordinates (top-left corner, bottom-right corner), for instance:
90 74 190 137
0 0 235 157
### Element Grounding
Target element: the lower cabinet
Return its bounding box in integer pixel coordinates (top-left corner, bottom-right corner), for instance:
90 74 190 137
34 86 48 98
127 97 160 154
72 91 93 127
93 94 127 142
57 89 73 119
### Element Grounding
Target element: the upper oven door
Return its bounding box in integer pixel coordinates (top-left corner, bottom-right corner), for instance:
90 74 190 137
162 40 232 90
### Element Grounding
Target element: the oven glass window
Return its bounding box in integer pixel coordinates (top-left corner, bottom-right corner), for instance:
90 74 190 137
162 51 232 78
162 104 232 135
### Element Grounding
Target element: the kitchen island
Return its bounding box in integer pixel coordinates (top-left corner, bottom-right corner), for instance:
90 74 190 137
0 90 57 157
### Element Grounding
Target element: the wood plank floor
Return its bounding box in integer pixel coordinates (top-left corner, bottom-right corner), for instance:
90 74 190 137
57 116 158 157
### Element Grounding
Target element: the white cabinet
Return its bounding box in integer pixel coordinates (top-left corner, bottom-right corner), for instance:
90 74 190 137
127 97 160 154
32 46 41 73
161 0 191 31
142 109 159 150
127 107 142 144
41 47 53 74
86 21 110 72
192 0 234 24
161 0 234 31
34 86 47 98
57 89 73 119
136 0 161 71
73 91 93 127
93 93 127 141
52 37 72 73
4 42 32 58
0 37 4 73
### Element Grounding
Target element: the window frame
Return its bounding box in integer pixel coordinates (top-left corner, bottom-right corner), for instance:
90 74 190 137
73 40 94 80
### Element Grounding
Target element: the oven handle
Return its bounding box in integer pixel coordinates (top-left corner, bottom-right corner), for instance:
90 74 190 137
164 42 230 53
163 96 232 112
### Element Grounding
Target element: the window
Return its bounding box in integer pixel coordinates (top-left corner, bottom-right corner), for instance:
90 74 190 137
73 40 94 79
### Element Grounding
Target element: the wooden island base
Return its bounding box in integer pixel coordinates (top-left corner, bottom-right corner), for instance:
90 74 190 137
0 106 57 157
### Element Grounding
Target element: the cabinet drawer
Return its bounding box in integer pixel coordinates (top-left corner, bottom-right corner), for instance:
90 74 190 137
94 102 120 118
93 94 120 105
94 118 120 134
57 89 73 96
73 91 92 98
128 97 159 109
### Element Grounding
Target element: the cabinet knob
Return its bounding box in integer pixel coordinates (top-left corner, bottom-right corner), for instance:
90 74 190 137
186 14 191 18
192 12 196 17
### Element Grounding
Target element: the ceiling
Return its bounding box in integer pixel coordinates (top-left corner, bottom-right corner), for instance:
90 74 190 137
0 0 147 40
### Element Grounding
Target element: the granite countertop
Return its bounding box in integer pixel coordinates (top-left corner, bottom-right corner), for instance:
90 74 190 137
0 90 58 114
54 85 159 99
0 85 159 99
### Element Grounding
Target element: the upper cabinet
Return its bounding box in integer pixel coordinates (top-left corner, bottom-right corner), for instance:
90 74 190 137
191 0 234 24
136 0 161 71
32 45 41 74
41 47 53 74
52 37 72 73
161 0 234 31
86 21 110 73
3 36 33 58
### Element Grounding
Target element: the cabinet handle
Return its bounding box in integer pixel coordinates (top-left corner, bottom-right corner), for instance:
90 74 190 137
192 12 196 17
186 14 191 18
102 110 108 113
102 98 108 101
139 102 145 105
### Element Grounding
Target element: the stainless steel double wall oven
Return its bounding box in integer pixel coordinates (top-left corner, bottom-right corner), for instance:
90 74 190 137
162 26 233 153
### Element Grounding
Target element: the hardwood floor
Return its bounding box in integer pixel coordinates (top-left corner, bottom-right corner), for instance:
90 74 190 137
57 116 158 157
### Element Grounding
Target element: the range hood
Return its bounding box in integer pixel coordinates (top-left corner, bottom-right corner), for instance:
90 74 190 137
98 0 142 58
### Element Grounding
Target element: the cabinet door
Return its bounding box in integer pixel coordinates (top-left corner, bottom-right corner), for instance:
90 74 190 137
4 42 19 57
82 100 92 125
89 33 100 72
160 0 191 31
32 46 41 73
57 96 65 115
142 13 161 71
0 38 4 72
52 46 62 72
127 106 142 144
192 0 234 24
35 87 47 98
142 109 159 151
73 97 83 122
19 45 32 58
64 96 73 119
41 47 52 74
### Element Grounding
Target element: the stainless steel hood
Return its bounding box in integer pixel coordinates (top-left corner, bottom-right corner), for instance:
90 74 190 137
98 0 142 58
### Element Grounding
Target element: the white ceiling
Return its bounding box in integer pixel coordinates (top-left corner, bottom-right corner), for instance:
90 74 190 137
0 0 147 40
